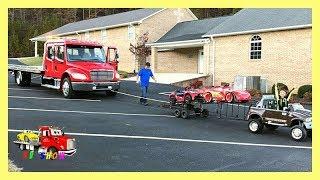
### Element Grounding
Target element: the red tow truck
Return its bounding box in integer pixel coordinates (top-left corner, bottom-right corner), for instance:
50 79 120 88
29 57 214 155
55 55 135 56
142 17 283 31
8 38 120 98
14 126 76 158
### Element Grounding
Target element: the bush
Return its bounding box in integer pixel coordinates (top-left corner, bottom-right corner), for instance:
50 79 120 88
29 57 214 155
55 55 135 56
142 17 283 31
272 83 288 95
298 85 312 98
303 92 312 102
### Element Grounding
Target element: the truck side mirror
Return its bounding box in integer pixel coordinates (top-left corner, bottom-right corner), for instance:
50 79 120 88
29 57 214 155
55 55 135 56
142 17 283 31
115 53 119 60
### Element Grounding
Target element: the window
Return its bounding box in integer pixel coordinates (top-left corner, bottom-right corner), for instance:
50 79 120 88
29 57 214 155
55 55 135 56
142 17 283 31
85 31 90 40
47 46 54 60
66 45 106 62
101 29 107 41
250 35 262 59
57 46 65 60
128 25 135 40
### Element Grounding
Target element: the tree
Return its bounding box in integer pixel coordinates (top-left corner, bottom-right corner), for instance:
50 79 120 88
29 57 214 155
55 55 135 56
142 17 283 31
129 32 151 72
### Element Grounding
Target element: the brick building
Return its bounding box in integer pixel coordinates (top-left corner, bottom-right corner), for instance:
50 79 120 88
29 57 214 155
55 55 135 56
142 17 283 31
149 8 312 92
30 8 197 72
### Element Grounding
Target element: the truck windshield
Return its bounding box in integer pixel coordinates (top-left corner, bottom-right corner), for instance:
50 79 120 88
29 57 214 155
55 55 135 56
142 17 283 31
67 45 106 62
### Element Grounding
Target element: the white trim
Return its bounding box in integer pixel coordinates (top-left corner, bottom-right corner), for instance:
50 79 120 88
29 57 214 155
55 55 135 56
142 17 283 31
202 24 312 38
186 8 198 20
147 39 209 47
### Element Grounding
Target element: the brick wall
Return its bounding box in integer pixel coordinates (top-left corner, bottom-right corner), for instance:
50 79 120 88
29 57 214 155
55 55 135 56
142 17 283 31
212 28 312 92
156 47 200 73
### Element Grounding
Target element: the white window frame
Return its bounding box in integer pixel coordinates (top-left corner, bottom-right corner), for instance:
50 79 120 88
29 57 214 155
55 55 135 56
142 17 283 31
128 25 135 41
101 29 107 41
250 35 262 60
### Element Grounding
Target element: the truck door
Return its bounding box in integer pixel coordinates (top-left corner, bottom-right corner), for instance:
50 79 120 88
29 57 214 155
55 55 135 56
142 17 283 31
106 47 119 70
43 44 55 77
52 45 66 79
262 109 292 125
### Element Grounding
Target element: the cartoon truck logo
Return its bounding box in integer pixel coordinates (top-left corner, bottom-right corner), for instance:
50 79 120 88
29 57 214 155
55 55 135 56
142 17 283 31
14 126 76 159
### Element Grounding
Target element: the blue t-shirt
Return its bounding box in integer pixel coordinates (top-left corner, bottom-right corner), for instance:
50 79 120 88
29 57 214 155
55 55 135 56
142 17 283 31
138 68 154 87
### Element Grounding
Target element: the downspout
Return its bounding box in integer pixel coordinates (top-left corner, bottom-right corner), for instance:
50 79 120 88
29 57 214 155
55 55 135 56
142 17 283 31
210 36 215 86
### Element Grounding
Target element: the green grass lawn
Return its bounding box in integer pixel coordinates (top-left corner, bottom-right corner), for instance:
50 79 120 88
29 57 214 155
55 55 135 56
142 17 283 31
18 56 43 66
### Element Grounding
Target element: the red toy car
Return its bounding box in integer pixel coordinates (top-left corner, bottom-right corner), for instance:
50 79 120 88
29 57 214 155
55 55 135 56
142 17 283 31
202 85 251 103
169 88 205 105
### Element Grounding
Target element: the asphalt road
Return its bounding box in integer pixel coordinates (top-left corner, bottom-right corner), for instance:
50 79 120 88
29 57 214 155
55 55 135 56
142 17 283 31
8 73 312 171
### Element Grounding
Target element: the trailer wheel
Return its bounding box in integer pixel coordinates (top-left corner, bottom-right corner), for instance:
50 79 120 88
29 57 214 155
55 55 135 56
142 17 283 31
265 124 279 131
248 118 264 134
200 109 209 118
290 125 307 141
174 109 181 118
181 109 190 119
62 77 74 98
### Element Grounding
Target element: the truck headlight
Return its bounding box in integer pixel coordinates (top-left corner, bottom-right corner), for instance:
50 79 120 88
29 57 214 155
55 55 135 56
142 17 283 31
305 117 312 123
72 73 87 80
115 72 120 79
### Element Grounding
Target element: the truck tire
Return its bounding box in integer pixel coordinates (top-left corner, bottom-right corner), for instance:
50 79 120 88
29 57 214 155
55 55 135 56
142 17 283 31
290 125 307 141
15 71 31 86
62 77 74 98
174 109 181 118
181 109 190 119
248 118 264 134
106 90 117 96
265 124 279 131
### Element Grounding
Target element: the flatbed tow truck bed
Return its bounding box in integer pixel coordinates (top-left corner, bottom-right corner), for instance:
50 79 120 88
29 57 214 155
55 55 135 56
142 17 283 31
8 64 43 74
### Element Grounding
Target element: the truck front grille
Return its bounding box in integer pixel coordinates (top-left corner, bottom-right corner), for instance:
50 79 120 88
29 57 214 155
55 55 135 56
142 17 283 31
67 139 76 150
90 71 114 81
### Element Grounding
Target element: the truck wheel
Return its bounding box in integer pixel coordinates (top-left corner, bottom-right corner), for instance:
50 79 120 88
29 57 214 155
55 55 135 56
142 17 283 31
290 125 307 141
15 71 31 86
48 147 58 160
174 109 181 118
62 77 74 98
225 92 234 103
15 71 23 86
265 124 279 131
181 109 190 119
248 118 264 134
106 90 117 96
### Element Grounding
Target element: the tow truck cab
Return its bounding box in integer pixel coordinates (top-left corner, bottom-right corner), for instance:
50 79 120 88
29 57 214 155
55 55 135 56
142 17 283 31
42 39 120 98
38 126 76 156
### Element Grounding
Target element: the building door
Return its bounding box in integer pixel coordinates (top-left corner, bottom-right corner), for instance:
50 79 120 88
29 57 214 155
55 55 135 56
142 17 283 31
198 50 204 74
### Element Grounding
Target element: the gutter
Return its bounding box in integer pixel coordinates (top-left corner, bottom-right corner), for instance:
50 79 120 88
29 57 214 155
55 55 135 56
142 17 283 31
202 24 312 38
146 39 210 48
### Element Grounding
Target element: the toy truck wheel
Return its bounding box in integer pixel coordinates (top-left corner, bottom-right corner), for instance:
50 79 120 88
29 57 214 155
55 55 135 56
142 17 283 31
19 144 25 150
248 118 264 134
203 92 213 103
169 96 176 106
174 109 181 118
290 125 307 141
265 124 279 131
200 109 209 118
181 109 190 119
62 77 74 98
106 90 117 96
184 94 192 104
225 92 234 103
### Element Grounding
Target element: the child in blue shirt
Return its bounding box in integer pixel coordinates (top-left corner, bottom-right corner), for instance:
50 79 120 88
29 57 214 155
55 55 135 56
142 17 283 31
136 62 156 105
